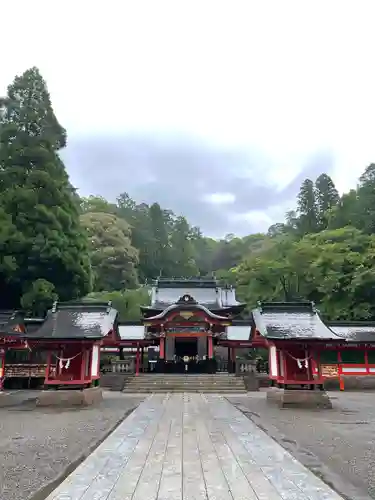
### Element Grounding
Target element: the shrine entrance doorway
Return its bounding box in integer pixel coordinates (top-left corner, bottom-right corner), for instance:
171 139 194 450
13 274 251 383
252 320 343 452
174 337 198 359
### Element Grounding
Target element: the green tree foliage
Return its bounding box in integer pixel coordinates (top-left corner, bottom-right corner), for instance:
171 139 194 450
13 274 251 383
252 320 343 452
235 227 375 320
21 279 58 317
80 212 139 291
3 67 375 321
315 173 339 229
0 67 92 308
356 164 375 234
84 288 150 320
148 203 171 277
170 216 198 277
81 195 117 215
296 178 318 235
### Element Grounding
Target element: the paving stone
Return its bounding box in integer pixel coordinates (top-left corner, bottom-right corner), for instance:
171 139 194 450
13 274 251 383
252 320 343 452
46 393 345 500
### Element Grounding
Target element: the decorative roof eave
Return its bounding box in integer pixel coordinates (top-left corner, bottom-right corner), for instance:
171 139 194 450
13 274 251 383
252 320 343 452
328 321 375 327
23 339 102 352
141 303 246 318
328 322 375 343
268 337 345 344
209 304 246 316
23 334 104 341
144 305 229 322
143 294 230 322
118 339 156 346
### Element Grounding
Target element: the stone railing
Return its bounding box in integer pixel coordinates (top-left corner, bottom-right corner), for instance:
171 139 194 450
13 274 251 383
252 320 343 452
216 360 228 372
109 360 135 373
235 360 257 375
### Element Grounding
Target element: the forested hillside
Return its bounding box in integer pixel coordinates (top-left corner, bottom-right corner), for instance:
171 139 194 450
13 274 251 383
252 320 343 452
1 67 375 320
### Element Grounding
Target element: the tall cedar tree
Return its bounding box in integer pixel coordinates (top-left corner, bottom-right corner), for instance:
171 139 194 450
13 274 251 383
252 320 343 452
149 203 171 277
315 173 339 230
296 179 319 235
170 216 198 277
357 164 375 234
0 67 92 308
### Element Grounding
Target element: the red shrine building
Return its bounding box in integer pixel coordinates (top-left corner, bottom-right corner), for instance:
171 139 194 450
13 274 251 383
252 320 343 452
0 302 119 393
116 278 253 374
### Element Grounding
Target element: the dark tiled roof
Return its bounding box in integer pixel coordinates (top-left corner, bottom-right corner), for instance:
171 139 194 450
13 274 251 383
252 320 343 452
24 318 45 334
328 322 375 342
144 294 229 321
25 302 118 340
0 310 25 335
155 278 218 288
153 300 220 309
252 302 342 341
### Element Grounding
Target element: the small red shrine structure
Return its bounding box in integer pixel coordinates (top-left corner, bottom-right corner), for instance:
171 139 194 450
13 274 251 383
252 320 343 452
251 302 343 407
252 301 344 388
316 321 375 389
23 301 118 391
0 310 28 390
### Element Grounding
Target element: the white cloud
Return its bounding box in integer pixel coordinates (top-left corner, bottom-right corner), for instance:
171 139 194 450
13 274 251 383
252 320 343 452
2 0 375 233
230 210 274 233
203 193 236 205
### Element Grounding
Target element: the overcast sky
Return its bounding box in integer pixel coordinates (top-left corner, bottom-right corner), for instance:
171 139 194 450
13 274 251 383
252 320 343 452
2 1 375 237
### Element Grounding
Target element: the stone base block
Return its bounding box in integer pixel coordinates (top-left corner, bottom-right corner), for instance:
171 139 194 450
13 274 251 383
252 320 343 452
0 392 19 407
243 374 260 392
267 388 332 409
36 387 103 407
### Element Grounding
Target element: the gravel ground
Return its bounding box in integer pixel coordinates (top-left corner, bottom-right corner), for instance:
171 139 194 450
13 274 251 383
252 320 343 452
227 391 375 500
0 390 144 500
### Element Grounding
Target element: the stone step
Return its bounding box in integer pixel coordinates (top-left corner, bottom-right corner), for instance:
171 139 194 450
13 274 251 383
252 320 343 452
125 387 245 391
122 388 247 393
125 375 244 380
128 380 243 386
110 373 248 393
123 382 245 385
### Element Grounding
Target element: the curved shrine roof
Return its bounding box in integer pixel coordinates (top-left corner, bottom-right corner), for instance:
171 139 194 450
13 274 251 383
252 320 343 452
143 294 230 321
252 302 342 341
24 302 118 340
328 322 375 342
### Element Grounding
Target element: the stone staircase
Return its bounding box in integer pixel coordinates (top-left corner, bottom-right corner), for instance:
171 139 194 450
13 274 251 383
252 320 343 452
100 373 133 391
121 373 247 393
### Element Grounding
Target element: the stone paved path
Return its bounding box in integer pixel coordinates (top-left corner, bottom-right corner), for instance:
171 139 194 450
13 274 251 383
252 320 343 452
46 394 344 500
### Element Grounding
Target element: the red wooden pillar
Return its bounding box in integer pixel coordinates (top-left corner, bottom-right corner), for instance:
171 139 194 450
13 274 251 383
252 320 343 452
231 347 236 364
306 348 313 381
282 349 288 384
0 348 5 391
338 350 344 391
316 349 321 378
135 343 140 376
141 347 144 373
80 350 86 382
208 335 213 359
45 351 51 382
159 337 165 359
